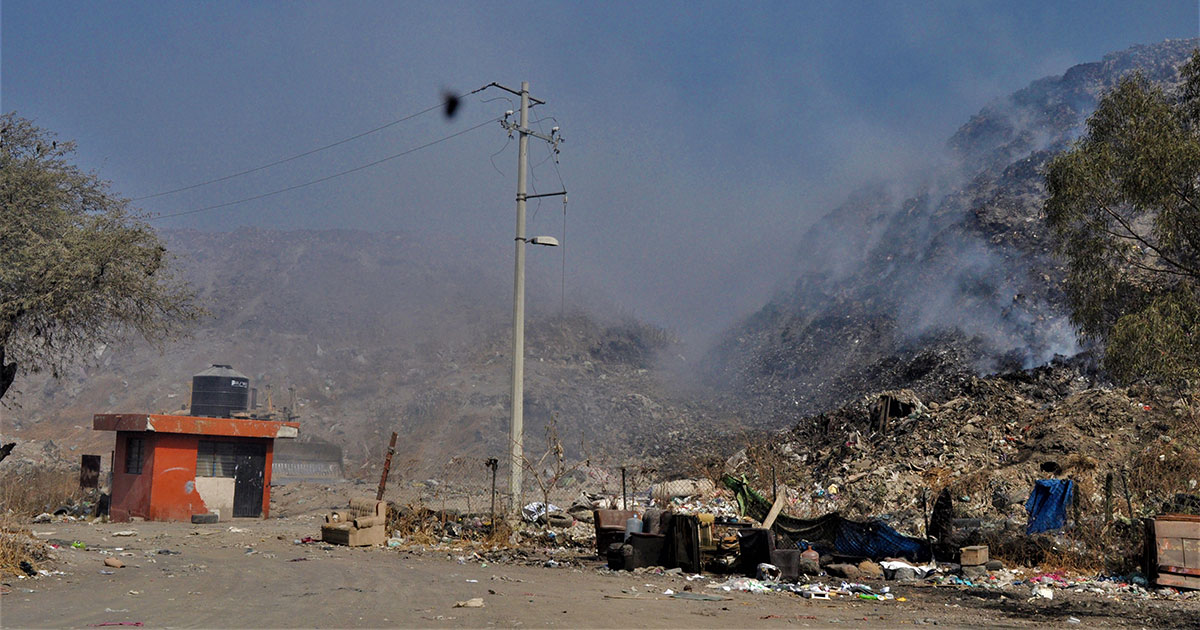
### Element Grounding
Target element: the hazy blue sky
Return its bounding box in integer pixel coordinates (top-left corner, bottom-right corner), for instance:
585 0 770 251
4 1 1198 343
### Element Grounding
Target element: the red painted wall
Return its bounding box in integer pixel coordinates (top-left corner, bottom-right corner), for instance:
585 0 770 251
110 432 154 522
147 434 209 522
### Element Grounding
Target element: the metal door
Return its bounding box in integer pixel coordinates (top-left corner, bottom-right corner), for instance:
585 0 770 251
233 442 266 517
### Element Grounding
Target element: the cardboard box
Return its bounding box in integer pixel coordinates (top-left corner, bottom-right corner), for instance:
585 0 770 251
960 545 989 566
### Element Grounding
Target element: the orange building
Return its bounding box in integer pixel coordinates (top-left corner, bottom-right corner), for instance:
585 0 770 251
94 413 299 522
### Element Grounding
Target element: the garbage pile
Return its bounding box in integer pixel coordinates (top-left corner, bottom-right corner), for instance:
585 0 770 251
725 360 1200 572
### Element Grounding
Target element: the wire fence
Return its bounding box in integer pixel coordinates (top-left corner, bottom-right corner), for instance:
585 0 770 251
378 455 664 517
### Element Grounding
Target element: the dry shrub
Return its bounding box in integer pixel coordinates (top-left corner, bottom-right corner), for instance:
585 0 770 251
0 468 82 516
1127 422 1200 516
1063 454 1099 472
385 502 511 547
921 467 954 495
0 515 53 577
954 470 991 498
387 503 441 546
485 519 513 546
1039 544 1105 575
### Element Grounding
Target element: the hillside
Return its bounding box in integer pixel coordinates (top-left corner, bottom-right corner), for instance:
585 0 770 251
711 39 1198 422
2 228 737 481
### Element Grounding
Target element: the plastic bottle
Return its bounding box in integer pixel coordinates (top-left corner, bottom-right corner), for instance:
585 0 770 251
801 544 819 563
624 514 643 541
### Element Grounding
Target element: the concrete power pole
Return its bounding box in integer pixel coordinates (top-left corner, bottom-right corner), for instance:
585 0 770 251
509 81 531 509
493 81 563 512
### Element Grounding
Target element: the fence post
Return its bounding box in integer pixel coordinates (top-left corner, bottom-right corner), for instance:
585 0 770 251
621 466 627 511
486 458 499 528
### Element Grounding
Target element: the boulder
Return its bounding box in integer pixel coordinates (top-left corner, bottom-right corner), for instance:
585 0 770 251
892 567 920 581
961 564 988 579
824 563 862 579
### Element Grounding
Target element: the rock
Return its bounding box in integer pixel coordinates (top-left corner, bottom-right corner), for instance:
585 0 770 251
962 565 988 579
799 558 821 575
893 567 920 581
104 557 125 569
857 560 884 578
985 559 1003 571
824 563 862 579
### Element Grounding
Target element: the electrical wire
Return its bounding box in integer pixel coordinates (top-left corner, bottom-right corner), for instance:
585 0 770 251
532 115 570 317
134 84 491 201
148 116 500 220
488 135 511 177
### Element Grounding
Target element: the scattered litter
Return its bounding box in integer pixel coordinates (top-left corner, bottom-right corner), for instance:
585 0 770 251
454 598 485 608
228 527 249 533
521 502 561 523
112 531 137 537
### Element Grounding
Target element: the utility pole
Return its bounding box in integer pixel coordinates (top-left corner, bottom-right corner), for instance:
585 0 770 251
492 81 564 512
510 81 531 510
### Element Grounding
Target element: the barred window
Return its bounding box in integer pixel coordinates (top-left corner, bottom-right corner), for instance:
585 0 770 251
125 436 145 474
196 441 237 478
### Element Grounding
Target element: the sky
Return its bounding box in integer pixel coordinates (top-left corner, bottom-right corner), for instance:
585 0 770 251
3 1 1199 346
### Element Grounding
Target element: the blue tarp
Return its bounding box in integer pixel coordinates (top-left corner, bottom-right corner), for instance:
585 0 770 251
1025 479 1074 534
722 474 931 562
831 519 930 561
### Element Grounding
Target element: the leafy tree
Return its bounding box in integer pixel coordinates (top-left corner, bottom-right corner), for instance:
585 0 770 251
0 112 202 403
1044 51 1200 389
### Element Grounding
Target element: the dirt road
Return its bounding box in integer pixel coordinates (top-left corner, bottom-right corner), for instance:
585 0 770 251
4 518 1197 629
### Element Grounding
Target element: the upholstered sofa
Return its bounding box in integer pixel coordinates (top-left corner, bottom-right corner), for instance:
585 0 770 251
321 498 387 546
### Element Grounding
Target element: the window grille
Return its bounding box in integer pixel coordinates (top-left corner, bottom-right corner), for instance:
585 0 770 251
196 440 237 478
125 437 145 474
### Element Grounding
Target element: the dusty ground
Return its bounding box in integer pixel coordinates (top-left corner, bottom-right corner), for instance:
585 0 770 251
4 512 1198 630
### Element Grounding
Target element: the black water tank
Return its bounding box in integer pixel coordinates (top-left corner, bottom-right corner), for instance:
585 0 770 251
190 364 250 418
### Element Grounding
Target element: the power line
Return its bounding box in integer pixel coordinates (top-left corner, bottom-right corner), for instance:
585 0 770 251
148 116 500 221
134 84 491 201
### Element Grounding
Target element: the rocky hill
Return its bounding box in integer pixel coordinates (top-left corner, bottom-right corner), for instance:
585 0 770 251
709 39 1199 424
2 228 734 481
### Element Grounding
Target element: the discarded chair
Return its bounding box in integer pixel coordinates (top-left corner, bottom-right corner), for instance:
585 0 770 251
321 498 387 546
